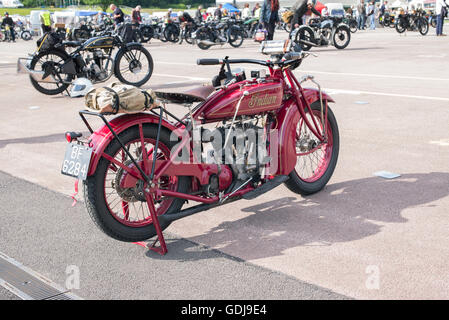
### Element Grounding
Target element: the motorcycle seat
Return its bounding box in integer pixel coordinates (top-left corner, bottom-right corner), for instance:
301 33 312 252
155 85 215 105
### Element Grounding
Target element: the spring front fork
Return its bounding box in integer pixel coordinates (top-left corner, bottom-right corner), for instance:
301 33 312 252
299 74 328 142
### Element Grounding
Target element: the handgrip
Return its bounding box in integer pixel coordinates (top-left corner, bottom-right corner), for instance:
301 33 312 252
197 58 221 65
284 52 302 61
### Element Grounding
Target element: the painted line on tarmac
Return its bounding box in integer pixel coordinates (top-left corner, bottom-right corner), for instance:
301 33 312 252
157 61 449 82
153 73 209 81
301 70 449 82
326 88 449 102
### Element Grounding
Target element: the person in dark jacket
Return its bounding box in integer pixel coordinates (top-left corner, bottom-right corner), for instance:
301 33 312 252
291 0 321 29
195 5 203 23
214 4 223 21
260 0 280 40
1 12 15 42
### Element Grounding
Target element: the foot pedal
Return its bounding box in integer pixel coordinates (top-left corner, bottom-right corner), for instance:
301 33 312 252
242 175 289 200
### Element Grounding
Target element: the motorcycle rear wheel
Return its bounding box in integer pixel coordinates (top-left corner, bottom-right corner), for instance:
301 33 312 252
29 50 74 95
295 26 315 51
285 101 339 195
84 124 190 242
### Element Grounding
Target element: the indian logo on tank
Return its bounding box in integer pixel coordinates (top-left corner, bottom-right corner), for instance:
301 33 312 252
248 93 277 108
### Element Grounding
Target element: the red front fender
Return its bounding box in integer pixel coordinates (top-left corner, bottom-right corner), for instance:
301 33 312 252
86 113 182 176
274 88 334 175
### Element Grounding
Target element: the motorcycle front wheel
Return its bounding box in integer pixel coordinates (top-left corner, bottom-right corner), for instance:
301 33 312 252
114 45 154 87
332 26 350 49
228 27 244 48
418 18 429 35
21 30 32 40
395 19 406 33
285 101 339 195
84 124 190 242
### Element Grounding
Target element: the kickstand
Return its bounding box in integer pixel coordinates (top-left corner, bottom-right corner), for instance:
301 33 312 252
144 192 168 255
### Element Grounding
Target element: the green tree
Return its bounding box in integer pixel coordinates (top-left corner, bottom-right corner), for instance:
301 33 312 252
83 0 115 12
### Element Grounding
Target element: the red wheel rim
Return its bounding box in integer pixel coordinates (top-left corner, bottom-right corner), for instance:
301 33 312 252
103 138 178 227
294 109 333 183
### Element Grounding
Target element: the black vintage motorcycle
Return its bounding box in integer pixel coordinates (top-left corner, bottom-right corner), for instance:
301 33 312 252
295 16 351 51
395 11 429 35
192 18 245 50
18 32 154 95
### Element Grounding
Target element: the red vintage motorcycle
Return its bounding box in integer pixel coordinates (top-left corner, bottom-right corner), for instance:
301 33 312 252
62 40 339 255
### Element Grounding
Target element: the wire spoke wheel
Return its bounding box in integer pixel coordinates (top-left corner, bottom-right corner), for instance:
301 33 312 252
84 125 190 242
114 45 153 87
29 50 73 95
284 102 339 195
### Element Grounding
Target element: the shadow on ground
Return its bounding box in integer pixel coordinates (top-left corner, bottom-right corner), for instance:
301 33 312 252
149 172 449 261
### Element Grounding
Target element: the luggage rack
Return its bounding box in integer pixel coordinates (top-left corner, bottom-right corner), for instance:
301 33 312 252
78 107 190 255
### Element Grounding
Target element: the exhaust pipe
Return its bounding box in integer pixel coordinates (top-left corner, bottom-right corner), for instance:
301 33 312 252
17 57 58 83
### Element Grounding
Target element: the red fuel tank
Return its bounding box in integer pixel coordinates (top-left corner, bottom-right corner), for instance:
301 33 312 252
196 79 284 121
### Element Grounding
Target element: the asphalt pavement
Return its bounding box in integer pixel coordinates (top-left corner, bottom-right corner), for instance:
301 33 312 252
1 26 449 299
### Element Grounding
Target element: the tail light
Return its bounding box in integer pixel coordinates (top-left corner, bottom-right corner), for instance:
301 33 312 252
65 132 82 143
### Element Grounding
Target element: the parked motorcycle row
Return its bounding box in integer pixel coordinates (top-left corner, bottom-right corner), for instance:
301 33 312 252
378 9 436 35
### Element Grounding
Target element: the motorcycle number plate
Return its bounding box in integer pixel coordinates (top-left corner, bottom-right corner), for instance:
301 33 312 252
61 143 93 180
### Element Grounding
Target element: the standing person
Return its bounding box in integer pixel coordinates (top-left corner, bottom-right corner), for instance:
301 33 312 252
242 3 251 19
367 1 375 29
110 4 124 26
131 5 142 26
436 0 449 36
357 0 366 30
1 12 15 42
39 10 52 34
380 1 386 16
261 0 279 40
195 5 203 23
252 3 261 16
290 0 321 30
214 4 223 21
96 12 104 25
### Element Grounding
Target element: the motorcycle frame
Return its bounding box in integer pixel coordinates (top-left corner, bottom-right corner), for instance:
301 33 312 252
79 59 334 254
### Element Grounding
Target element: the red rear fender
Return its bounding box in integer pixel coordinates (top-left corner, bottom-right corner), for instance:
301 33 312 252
86 113 182 176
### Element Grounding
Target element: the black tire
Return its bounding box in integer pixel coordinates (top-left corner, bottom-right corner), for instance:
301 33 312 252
114 44 153 87
28 49 73 95
418 18 429 35
395 18 406 33
84 125 190 242
228 26 244 48
140 25 154 42
295 26 315 51
164 24 180 42
284 101 339 195
196 27 213 50
332 26 350 49
21 30 32 41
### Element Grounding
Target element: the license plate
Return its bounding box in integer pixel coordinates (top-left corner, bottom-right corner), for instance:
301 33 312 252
61 143 93 180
